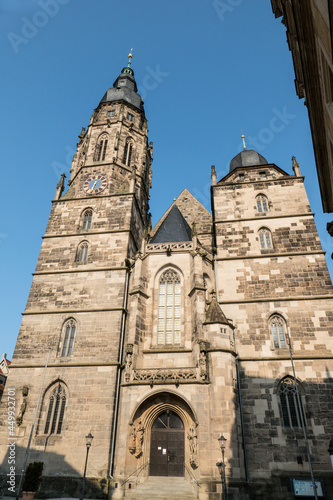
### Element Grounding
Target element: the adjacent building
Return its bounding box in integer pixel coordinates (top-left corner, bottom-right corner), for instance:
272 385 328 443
271 0 333 216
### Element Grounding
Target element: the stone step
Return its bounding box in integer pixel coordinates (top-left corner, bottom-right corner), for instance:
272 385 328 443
122 475 197 499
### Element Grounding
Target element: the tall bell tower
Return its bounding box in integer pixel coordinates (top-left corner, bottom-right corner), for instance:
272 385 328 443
65 49 152 221
0 53 152 491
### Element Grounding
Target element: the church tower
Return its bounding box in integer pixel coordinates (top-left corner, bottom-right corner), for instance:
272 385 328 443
0 53 152 493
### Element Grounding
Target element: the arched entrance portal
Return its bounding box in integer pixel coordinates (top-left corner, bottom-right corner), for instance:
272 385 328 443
150 410 184 477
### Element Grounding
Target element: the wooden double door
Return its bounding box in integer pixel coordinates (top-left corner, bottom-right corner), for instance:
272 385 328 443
150 410 185 477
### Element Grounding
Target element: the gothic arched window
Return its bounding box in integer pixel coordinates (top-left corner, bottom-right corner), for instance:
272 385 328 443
258 228 273 250
123 138 134 167
61 319 76 357
279 377 305 429
82 209 92 231
94 134 108 162
270 315 287 349
76 242 88 263
44 383 67 435
256 194 269 213
158 269 181 346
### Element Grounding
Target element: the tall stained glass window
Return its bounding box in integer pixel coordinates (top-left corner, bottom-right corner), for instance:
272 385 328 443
158 270 181 345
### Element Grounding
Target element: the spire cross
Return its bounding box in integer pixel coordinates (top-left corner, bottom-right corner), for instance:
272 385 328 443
241 131 247 150
127 48 133 67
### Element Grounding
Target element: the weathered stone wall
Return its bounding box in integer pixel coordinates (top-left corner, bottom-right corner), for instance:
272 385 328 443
0 365 117 478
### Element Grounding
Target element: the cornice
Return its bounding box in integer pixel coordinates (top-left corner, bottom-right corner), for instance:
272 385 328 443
216 250 325 261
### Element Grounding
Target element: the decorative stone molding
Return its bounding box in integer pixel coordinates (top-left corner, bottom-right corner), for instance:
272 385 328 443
131 367 198 385
146 242 193 252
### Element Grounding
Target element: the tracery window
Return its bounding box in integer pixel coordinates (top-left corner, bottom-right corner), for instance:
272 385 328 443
94 134 108 162
256 194 269 213
158 269 181 345
82 209 92 230
259 228 273 250
44 383 67 435
279 377 305 429
123 138 134 167
61 319 76 357
76 241 88 263
270 315 287 349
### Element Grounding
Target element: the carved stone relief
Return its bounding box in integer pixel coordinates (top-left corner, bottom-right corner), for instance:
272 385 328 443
128 418 145 458
124 343 133 382
187 424 198 468
16 386 29 427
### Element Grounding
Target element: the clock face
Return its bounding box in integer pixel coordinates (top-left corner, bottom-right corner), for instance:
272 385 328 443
82 175 108 195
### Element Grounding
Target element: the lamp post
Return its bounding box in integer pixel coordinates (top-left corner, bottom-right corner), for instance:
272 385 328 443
328 438 333 468
217 433 228 500
80 432 94 500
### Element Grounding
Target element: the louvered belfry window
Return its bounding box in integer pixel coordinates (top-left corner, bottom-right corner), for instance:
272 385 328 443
158 270 181 345
94 135 108 162
123 140 133 166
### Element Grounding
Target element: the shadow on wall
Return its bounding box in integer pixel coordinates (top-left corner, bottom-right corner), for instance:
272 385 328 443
0 444 108 499
0 369 333 499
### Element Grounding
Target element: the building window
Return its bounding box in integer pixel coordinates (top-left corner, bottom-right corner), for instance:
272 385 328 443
259 228 273 250
76 242 88 263
158 269 181 345
270 315 287 349
238 173 245 182
107 110 115 117
256 194 269 213
260 171 267 180
82 210 92 230
44 384 67 435
61 319 76 357
123 139 133 166
279 377 305 429
127 112 134 122
94 134 108 162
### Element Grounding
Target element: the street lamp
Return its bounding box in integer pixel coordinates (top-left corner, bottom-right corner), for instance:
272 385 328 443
80 432 94 500
217 433 228 500
328 438 333 468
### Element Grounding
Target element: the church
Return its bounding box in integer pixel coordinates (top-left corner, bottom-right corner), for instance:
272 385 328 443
1 54 333 500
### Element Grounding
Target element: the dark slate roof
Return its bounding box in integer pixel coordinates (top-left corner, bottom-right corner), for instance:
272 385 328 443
150 205 192 243
205 298 232 326
99 66 144 111
229 149 268 172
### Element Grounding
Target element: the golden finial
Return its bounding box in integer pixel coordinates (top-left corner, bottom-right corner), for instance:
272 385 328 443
127 48 133 67
241 131 247 150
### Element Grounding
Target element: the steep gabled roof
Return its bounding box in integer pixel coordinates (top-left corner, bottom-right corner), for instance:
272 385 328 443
150 205 192 243
151 188 212 240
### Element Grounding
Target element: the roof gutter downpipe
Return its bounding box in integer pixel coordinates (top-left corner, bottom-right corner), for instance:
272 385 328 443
232 322 249 484
109 267 130 478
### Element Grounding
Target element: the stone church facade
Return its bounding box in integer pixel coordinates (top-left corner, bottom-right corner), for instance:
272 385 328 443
1 59 333 500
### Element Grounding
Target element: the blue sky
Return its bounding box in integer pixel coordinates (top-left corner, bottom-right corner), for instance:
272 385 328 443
1 0 332 360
